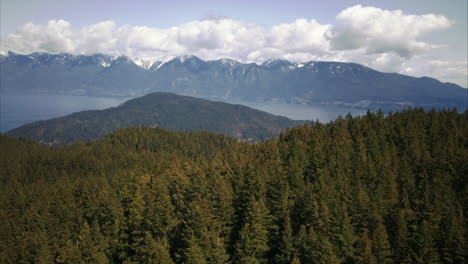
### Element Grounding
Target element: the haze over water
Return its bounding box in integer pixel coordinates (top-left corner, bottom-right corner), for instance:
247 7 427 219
0 93 367 132
0 93 130 132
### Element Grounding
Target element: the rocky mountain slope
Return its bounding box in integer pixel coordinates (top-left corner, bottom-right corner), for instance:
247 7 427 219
1 51 466 111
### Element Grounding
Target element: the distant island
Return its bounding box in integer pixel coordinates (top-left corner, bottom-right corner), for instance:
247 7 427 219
6 92 304 144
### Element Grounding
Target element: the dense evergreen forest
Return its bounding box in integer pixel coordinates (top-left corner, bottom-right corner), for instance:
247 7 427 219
0 108 467 263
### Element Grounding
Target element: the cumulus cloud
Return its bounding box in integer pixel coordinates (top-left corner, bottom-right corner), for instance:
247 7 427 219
399 60 468 87
77 21 117 54
2 18 269 62
4 20 76 53
327 5 453 58
1 5 465 86
269 19 330 54
0 7 452 61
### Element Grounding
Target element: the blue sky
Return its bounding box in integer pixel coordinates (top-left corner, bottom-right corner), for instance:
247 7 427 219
1 0 466 86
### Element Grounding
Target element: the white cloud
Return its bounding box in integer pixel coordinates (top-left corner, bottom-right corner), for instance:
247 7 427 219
327 5 453 58
1 5 465 87
3 19 76 53
77 21 117 54
329 51 467 87
269 19 330 54
399 60 468 87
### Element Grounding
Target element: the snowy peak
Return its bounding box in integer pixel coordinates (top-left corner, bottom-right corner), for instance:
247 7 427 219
23 52 73 65
132 57 159 70
174 55 205 64
2 51 465 111
90 54 112 68
98 57 111 67
1 51 381 76
67 54 112 68
109 52 143 67
111 51 123 61
302 61 376 77
210 58 239 67
178 55 193 63
261 58 296 71
159 55 207 72
261 58 288 67
110 55 136 67
173 55 205 65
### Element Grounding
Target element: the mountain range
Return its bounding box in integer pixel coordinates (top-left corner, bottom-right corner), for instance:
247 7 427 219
1 51 466 111
6 92 304 144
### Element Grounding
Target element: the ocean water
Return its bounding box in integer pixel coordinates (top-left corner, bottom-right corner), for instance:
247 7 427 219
0 93 131 132
232 100 367 122
0 93 367 132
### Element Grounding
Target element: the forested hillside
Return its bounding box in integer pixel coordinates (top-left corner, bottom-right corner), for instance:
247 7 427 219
7 92 303 144
0 108 467 263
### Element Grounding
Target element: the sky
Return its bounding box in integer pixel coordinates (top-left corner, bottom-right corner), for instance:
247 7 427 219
1 0 467 87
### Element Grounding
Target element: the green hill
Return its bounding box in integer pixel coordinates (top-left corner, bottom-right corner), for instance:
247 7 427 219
6 92 304 144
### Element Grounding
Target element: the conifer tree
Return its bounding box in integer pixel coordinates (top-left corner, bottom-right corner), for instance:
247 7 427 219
371 216 392 264
235 198 270 264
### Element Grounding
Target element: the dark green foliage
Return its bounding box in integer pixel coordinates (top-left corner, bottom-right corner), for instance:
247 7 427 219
235 197 270 264
0 108 467 263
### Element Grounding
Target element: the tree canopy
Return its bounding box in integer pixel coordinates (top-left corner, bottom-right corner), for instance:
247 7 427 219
1 108 467 263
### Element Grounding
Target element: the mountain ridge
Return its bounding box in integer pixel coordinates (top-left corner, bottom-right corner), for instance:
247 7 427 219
1 51 466 111
3 50 463 85
3 50 455 80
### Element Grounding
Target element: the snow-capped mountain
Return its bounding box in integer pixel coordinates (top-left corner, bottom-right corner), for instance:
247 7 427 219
1 51 466 111
214 58 239 67
132 57 159 70
262 58 298 72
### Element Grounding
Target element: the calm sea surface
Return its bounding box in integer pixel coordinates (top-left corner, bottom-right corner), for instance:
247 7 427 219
233 100 367 122
1 93 131 132
1 93 367 132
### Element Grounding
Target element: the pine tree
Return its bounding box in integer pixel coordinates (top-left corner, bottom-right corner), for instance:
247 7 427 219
316 235 341 264
410 220 438 264
35 232 54 264
371 216 392 264
354 230 376 264
437 204 466 264
185 236 208 264
77 221 109 263
393 209 411 263
145 176 178 239
334 209 355 262
235 198 270 264
56 240 83 264
273 215 294 264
